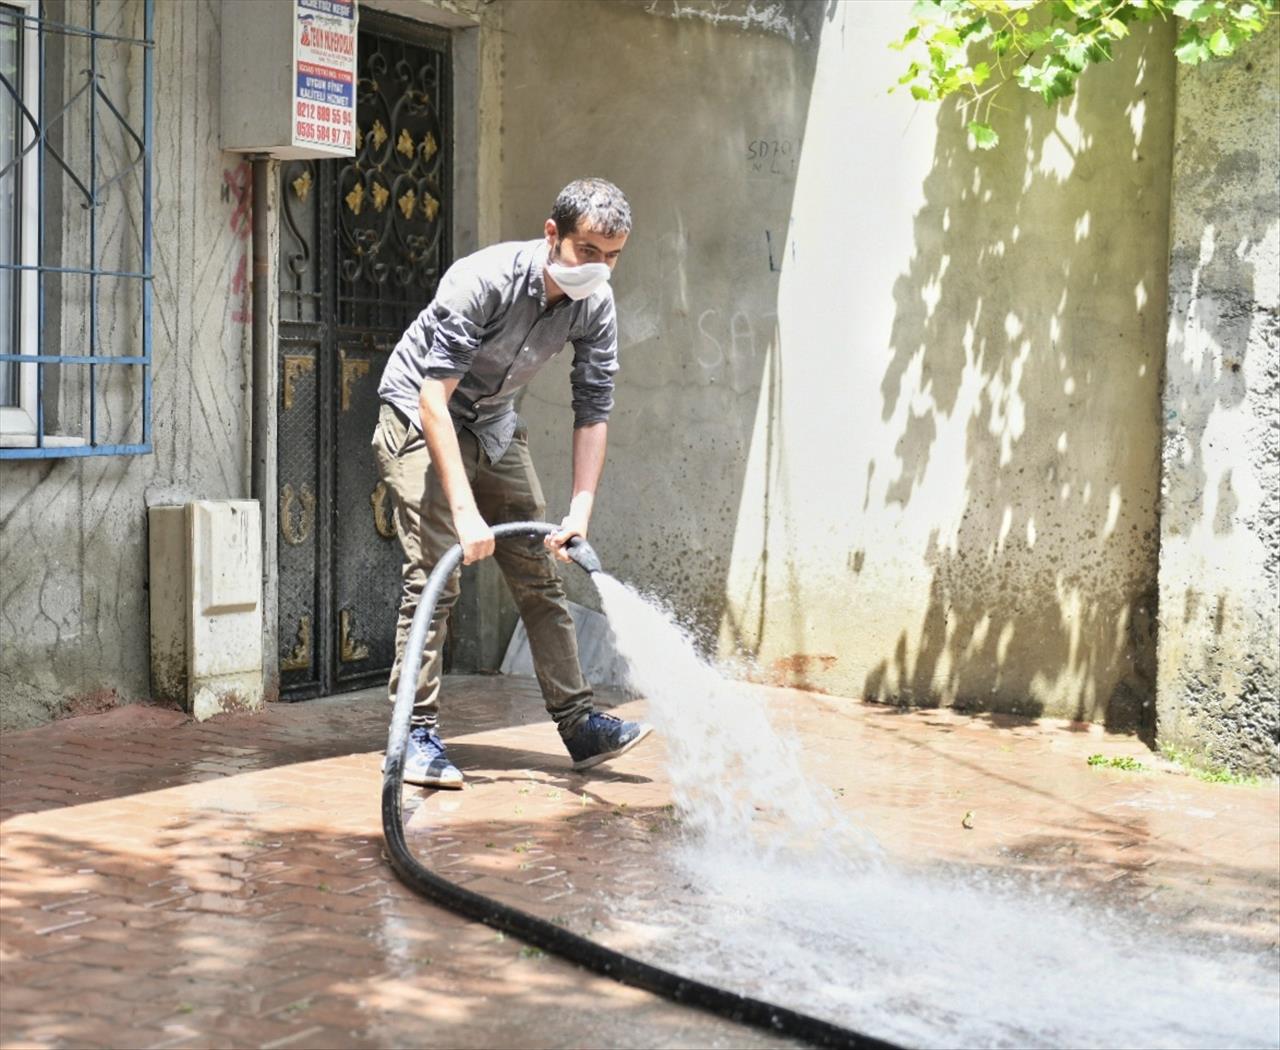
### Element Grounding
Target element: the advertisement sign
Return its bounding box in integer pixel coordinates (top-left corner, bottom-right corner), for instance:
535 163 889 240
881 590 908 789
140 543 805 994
292 0 357 154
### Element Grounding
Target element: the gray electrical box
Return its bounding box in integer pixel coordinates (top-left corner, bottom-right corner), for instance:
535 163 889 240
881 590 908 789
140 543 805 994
221 0 359 159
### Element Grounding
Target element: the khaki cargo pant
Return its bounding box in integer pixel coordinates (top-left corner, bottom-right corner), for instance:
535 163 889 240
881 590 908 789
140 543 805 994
372 403 594 735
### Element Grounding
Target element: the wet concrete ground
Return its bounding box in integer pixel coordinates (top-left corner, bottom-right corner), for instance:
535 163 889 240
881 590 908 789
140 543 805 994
1 676 1276 1048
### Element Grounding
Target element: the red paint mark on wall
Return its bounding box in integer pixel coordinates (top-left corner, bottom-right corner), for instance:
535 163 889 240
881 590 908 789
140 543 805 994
224 161 252 324
769 653 838 692
229 254 250 324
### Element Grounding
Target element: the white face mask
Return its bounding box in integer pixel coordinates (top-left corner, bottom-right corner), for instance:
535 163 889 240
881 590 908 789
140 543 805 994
546 242 611 301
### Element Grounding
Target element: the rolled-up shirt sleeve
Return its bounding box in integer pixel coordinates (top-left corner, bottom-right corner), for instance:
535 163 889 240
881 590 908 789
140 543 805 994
570 295 619 427
420 260 495 380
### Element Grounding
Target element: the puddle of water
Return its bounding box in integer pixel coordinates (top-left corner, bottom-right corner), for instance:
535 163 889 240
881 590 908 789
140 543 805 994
593 572 1280 1050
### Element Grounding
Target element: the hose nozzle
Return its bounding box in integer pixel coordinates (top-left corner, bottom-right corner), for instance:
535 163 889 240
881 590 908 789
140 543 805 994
564 535 602 575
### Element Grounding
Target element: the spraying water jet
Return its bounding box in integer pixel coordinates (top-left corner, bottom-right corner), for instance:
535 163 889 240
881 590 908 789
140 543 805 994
381 522 896 1050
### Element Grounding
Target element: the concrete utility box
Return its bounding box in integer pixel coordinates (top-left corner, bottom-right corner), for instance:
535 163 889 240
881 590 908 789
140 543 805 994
221 0 358 159
149 501 264 721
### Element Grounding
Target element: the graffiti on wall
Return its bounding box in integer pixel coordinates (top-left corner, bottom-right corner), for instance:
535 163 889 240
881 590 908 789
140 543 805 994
223 160 252 325
746 137 799 180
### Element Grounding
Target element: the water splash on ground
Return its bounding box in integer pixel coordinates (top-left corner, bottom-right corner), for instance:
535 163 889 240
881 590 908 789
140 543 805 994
593 573 1280 1050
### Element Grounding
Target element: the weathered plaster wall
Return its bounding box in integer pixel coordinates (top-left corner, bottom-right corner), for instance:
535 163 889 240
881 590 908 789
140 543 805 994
720 4 1174 726
500 0 821 647
0 0 508 728
1158 25 1279 773
504 1 1174 728
0 0 253 730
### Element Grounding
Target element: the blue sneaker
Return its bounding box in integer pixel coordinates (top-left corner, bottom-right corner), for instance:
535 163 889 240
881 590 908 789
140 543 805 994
563 712 653 772
397 726 463 789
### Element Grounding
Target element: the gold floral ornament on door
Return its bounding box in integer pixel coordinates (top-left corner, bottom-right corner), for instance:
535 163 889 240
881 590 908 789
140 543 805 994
281 616 312 672
339 351 371 412
281 355 315 411
337 49 444 293
279 483 316 546
370 481 397 539
339 609 370 663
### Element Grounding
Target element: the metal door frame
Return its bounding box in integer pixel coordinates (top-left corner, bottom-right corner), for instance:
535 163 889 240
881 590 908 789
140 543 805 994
277 10 452 701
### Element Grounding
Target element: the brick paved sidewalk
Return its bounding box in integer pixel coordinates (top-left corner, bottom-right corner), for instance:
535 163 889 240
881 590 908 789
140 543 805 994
2 676 1277 1049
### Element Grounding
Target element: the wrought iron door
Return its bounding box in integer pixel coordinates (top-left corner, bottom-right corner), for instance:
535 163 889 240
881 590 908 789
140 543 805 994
276 14 450 700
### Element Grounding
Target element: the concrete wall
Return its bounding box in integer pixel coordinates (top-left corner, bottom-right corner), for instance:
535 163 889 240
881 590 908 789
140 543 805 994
1 0 253 730
506 1 1174 729
0 0 504 729
501 0 821 648
1158 25 1279 774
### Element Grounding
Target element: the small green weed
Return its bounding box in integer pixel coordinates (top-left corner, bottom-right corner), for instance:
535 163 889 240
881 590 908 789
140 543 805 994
1161 745 1261 786
519 946 545 960
1087 754 1146 772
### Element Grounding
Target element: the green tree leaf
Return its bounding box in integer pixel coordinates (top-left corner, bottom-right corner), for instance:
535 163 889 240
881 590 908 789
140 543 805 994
1175 27 1212 62
1173 1 1217 20
963 16 993 42
890 24 921 51
967 121 1000 149
1063 37 1092 69
1208 27 1236 53
888 0 1276 149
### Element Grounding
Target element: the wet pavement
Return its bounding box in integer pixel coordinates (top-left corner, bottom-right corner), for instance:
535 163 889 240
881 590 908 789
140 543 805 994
1 675 1277 1049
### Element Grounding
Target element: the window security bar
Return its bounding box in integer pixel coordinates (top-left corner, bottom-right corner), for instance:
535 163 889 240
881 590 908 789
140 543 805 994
0 0 154 459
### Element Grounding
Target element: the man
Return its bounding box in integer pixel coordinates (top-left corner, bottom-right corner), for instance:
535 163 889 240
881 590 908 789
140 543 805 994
372 177 651 788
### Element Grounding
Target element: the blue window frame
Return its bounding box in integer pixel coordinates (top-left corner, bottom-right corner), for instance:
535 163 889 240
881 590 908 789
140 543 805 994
0 0 153 459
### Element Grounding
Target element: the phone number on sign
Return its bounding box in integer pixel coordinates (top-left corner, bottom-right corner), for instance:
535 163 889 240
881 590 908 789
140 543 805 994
296 122 353 147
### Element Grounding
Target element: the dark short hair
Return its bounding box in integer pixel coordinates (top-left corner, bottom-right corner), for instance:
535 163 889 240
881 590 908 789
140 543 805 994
551 178 632 238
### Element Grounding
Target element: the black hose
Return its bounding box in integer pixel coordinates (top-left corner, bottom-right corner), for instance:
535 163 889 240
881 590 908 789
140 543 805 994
381 522 901 1050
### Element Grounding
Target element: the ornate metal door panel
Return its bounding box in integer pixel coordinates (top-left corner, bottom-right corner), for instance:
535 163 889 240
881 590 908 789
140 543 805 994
277 14 450 700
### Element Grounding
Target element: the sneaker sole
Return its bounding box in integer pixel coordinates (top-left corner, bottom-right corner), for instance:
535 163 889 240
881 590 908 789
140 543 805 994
570 723 654 772
383 759 465 791
404 777 464 790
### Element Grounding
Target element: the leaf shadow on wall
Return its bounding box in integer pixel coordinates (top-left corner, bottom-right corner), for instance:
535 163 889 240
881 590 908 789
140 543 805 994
857 25 1177 736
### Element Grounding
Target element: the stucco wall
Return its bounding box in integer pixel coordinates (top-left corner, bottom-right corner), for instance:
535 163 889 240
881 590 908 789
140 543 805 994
0 0 253 730
0 0 505 728
500 0 821 646
504 1 1174 727
1158 25 1279 774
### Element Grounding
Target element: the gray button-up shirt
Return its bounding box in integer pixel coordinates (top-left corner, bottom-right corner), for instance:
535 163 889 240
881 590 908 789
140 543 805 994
377 239 618 463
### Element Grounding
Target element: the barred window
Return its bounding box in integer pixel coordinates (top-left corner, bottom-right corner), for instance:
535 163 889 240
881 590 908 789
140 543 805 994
0 0 153 458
